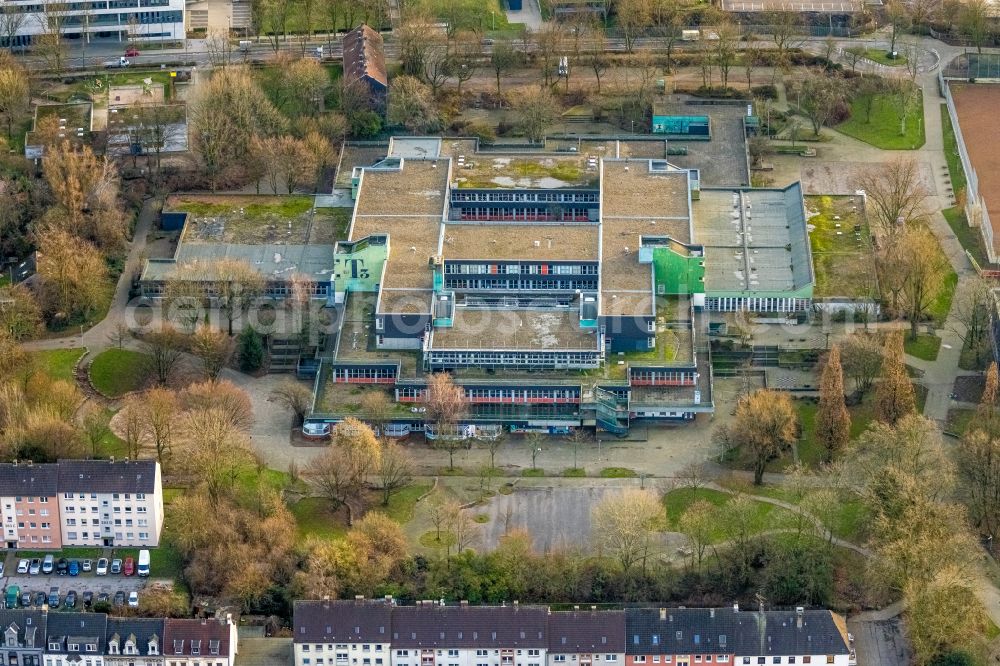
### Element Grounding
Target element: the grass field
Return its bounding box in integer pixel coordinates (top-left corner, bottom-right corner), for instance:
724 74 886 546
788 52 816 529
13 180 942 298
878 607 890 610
793 396 877 469
29 348 86 382
600 467 637 478
904 334 942 361
806 195 876 298
845 47 908 66
167 195 317 244
946 408 975 436
88 349 153 397
928 265 958 324
290 497 349 542
941 103 968 196
836 91 925 150
381 484 433 523
663 488 800 543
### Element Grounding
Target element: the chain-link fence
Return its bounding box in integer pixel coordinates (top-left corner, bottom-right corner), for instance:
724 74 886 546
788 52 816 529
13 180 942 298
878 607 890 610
943 52 1000 80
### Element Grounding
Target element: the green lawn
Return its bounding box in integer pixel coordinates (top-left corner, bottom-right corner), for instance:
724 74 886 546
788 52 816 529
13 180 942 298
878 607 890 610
599 467 637 478
846 47 908 66
13 547 104 560
381 483 433 524
522 468 545 477
563 467 586 477
663 488 801 543
806 195 876 299
942 206 994 270
111 543 185 581
29 348 86 382
941 103 968 195
88 349 153 397
836 92 925 150
946 408 975 436
904 334 942 361
792 397 877 470
290 497 349 542
928 267 959 324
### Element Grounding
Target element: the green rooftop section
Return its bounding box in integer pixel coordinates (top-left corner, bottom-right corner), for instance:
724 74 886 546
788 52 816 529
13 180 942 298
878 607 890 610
453 156 599 189
166 195 340 245
652 241 706 296
313 377 413 419
806 195 877 299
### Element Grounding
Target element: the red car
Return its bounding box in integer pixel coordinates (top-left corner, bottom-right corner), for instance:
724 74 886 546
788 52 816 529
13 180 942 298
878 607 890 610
122 557 135 576
124 48 140 57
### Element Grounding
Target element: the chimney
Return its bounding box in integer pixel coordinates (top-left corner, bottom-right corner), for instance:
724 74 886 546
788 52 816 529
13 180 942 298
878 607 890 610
355 595 365 602
573 605 580 611
224 613 232 625
659 608 666 621
796 616 803 629
513 600 519 607
385 595 393 604
733 603 739 613
709 609 715 619
323 596 331 610
460 600 469 607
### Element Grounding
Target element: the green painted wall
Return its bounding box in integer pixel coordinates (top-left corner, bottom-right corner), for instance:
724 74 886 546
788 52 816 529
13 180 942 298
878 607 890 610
653 245 705 296
333 237 387 293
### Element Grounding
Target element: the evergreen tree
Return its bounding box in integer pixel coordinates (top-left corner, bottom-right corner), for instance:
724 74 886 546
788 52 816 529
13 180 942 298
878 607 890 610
238 326 265 372
874 332 915 426
815 345 851 461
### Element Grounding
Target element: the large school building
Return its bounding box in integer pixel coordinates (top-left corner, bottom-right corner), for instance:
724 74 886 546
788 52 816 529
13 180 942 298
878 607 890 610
304 132 813 438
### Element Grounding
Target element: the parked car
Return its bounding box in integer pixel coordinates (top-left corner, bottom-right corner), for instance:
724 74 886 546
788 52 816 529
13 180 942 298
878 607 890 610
32 592 45 607
19 591 30 608
28 559 41 575
68 560 79 576
137 550 150 577
97 592 109 605
16 559 28 574
103 57 130 69
124 47 140 57
47 587 59 607
81 559 92 573
110 558 122 575
41 555 53 574
122 558 134 576
56 558 68 575
4 585 18 609
64 590 76 609
96 558 108 576
127 591 138 607
113 590 125 607
82 591 93 608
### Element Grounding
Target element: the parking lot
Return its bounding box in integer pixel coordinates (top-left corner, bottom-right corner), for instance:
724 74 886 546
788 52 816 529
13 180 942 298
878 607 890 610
847 617 910 666
1 552 152 610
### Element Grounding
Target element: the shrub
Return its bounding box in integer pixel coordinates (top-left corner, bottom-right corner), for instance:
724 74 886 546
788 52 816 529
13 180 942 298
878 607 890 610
751 84 778 100
348 110 383 139
238 326 264 372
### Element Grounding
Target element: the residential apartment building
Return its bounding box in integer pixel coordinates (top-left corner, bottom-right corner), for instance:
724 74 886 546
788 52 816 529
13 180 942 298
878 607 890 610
292 599 393 666
44 612 107 666
163 617 238 666
0 0 185 49
0 460 163 550
0 464 61 549
625 607 850 666
105 618 164 666
0 609 46 666
546 609 625 666
293 602 850 666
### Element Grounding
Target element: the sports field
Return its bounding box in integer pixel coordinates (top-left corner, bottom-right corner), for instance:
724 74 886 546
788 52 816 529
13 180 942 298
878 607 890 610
949 83 1000 258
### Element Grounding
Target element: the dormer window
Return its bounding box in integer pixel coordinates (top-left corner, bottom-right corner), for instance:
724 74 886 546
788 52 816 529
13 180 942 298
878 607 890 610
125 640 138 655
209 639 221 655
49 642 61 651
68 642 80 651
85 643 96 652
148 638 159 655
173 639 184 654
191 639 201 655
109 639 119 655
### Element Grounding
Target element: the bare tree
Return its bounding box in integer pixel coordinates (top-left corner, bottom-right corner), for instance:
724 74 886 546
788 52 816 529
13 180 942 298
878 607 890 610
190 323 231 381
950 277 992 367
376 439 412 506
142 387 179 469
896 227 948 338
841 332 883 398
723 389 798 485
874 332 916 425
425 373 467 467
678 499 717 572
490 38 522 97
269 380 314 426
0 56 29 140
140 325 186 386
304 417 381 524
592 488 662 575
855 157 930 238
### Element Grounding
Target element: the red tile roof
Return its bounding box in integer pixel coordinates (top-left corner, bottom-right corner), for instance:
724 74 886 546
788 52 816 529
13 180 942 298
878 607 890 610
342 24 387 88
163 618 232 658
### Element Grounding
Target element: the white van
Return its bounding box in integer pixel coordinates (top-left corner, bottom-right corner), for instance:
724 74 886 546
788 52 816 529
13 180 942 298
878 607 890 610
137 549 150 577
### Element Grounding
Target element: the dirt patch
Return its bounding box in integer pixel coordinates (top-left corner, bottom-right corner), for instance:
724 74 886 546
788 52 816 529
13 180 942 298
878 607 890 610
953 374 985 402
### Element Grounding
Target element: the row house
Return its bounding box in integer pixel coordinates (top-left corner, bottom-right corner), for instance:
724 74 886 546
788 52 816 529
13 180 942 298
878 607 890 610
0 609 46 666
44 612 107 666
391 601 547 666
0 613 234 666
625 607 850 666
546 609 625 666
106 618 165 666
294 603 850 666
0 460 164 550
163 617 238 666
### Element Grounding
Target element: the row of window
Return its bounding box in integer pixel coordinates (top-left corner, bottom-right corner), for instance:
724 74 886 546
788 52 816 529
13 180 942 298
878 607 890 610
445 264 598 276
444 279 598 292
427 350 601 369
705 297 811 313
451 191 599 203
456 208 592 222
66 518 148 526
65 531 150 540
